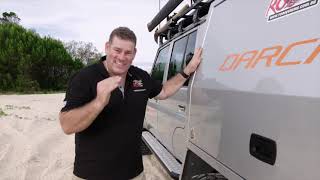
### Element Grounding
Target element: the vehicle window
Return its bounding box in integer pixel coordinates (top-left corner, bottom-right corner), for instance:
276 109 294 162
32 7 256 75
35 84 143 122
184 31 197 66
151 46 170 82
167 31 197 86
167 35 188 80
183 31 197 86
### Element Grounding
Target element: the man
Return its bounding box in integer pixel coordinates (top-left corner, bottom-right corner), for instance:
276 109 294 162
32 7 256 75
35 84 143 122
59 27 202 180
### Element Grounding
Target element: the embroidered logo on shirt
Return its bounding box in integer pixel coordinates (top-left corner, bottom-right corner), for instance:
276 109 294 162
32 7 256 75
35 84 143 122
132 80 143 88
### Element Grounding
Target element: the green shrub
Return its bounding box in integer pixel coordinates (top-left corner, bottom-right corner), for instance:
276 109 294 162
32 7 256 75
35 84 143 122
0 108 7 117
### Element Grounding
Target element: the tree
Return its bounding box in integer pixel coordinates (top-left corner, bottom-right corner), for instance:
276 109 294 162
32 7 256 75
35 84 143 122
0 23 84 92
0 12 20 24
64 41 102 65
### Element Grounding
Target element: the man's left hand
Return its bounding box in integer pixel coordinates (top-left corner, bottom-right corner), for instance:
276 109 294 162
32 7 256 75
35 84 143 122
184 48 203 75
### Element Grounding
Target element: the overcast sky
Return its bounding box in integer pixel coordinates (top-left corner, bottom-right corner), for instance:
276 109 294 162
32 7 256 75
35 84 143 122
0 0 173 71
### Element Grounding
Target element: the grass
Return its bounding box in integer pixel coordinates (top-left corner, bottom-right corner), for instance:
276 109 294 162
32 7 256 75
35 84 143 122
0 108 7 117
5 105 31 110
5 105 14 110
19 106 31 110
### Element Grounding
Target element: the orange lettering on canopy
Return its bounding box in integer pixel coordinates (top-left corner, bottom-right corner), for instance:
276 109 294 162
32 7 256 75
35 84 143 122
304 45 320 64
275 38 318 66
248 45 283 69
219 54 239 71
232 50 258 70
219 38 319 72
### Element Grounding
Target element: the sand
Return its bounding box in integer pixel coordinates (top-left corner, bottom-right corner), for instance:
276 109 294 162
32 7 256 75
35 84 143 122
0 94 173 180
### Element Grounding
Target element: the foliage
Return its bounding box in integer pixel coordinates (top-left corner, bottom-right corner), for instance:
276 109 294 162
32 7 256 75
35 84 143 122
64 40 102 65
0 12 20 24
0 108 7 117
0 12 85 92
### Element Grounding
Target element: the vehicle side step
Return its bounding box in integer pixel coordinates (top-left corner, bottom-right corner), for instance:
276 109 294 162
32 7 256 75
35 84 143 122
142 131 182 179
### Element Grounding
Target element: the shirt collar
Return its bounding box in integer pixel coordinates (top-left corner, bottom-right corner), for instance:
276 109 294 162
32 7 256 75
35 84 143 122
97 56 109 78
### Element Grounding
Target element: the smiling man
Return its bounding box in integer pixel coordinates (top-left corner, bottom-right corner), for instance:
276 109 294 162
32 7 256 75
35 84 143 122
59 27 202 180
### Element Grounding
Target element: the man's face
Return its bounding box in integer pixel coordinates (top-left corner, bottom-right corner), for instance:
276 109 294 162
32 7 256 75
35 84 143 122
105 36 136 76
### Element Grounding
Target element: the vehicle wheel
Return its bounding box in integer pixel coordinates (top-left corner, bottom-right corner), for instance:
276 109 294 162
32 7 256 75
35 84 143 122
191 173 227 180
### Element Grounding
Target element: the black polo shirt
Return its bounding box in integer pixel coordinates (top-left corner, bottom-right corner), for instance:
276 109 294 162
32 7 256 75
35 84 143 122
61 57 162 180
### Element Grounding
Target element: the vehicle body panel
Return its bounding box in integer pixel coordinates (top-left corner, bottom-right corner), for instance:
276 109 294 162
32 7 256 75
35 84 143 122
144 0 320 179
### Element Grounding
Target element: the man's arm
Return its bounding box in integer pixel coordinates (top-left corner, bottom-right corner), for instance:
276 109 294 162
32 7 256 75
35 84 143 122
155 48 202 100
59 76 121 134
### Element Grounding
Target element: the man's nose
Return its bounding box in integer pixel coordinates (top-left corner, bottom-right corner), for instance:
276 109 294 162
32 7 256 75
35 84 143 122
118 52 127 60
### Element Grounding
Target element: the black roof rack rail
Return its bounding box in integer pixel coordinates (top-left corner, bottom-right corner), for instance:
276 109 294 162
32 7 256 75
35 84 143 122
151 0 215 44
147 0 184 32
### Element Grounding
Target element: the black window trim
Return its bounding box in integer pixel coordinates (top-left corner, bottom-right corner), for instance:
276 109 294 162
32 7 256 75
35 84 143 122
150 45 171 83
167 29 198 86
150 27 198 85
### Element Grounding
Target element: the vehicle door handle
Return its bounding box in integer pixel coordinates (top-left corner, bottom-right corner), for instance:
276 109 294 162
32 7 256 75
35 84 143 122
250 133 277 165
178 105 186 112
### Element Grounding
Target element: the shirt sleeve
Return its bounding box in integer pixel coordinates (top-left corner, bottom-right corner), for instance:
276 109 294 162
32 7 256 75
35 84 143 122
61 72 93 112
148 75 163 99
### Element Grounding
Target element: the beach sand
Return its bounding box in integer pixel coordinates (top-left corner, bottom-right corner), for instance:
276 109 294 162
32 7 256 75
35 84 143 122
0 94 173 180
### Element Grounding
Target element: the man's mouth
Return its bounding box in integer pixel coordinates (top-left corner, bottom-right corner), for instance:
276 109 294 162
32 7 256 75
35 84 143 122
115 60 126 67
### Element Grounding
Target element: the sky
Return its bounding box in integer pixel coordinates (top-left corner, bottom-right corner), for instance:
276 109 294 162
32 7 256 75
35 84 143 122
0 0 172 71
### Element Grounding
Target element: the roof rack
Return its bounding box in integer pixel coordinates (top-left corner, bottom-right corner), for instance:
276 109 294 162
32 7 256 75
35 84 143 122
147 0 184 32
147 0 215 44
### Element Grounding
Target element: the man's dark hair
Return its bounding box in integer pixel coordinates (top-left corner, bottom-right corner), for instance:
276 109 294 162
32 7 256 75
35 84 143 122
109 27 137 46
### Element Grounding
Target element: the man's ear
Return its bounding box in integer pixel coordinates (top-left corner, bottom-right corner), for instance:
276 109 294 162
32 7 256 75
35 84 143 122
133 47 137 57
130 47 137 61
105 42 110 54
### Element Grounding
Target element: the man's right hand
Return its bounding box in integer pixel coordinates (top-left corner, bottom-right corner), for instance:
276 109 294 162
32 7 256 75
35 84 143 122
96 76 122 106
60 76 122 135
